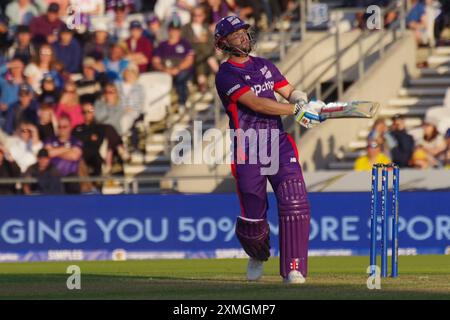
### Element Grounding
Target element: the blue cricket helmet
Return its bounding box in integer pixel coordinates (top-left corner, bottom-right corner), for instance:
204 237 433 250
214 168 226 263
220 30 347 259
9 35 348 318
214 16 253 56
214 16 250 41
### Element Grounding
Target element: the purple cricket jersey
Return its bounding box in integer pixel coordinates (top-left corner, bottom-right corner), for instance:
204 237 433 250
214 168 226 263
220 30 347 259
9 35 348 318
153 39 194 69
46 137 83 176
215 56 289 132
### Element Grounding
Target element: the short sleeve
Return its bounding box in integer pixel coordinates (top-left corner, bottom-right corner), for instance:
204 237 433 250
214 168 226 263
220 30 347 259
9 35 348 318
266 60 289 90
215 69 251 103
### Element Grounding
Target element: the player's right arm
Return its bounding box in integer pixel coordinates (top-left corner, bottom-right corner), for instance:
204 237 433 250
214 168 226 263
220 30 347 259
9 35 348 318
238 90 295 116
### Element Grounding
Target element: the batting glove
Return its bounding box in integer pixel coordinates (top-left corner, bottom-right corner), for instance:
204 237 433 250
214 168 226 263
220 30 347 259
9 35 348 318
293 100 325 129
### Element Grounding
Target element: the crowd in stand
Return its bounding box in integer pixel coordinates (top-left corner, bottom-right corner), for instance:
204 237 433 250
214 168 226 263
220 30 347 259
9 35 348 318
354 115 450 170
0 0 296 195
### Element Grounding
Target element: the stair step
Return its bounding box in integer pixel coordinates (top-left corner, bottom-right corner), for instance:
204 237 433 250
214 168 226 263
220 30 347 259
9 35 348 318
145 154 171 164
379 106 428 117
348 140 368 150
147 133 166 143
398 87 447 97
145 144 167 153
409 78 450 86
336 150 366 160
419 66 450 76
124 164 170 176
388 97 442 107
328 161 354 170
428 55 450 66
433 46 450 55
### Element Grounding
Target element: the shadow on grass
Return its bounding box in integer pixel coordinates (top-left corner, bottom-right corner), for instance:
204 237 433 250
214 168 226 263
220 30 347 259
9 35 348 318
0 274 449 300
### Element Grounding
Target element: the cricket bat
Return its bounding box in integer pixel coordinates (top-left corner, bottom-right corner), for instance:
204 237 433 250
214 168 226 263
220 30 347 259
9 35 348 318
319 101 380 121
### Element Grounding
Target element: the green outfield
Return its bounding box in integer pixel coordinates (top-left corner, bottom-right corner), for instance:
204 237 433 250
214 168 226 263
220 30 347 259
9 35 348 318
0 255 449 300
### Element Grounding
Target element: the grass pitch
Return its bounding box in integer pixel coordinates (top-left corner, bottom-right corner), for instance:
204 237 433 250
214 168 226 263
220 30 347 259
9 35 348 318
0 255 449 300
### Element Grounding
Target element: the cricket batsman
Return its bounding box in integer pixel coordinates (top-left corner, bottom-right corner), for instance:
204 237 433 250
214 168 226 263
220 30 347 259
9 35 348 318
214 16 325 284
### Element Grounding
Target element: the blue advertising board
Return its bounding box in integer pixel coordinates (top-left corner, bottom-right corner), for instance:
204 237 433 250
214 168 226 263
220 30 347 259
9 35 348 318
0 192 449 262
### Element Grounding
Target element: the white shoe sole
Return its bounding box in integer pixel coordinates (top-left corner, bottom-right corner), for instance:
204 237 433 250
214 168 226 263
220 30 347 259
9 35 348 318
283 270 306 284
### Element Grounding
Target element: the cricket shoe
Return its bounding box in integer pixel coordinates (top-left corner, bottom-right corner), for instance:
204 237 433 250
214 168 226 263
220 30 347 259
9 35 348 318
283 270 306 284
247 258 264 281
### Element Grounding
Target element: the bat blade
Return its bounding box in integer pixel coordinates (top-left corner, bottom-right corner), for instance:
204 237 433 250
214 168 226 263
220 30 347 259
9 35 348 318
319 101 380 121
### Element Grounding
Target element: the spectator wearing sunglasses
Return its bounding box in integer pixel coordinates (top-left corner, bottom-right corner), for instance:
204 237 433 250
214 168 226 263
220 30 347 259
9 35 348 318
354 137 392 171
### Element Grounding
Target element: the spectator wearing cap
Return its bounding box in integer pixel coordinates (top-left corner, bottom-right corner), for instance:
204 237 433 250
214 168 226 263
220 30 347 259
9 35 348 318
154 0 197 26
117 62 145 136
389 114 415 167
44 114 83 194
84 21 112 61
111 1 131 42
37 102 57 141
52 24 82 74
182 5 219 95
6 25 36 64
144 13 165 47
55 80 84 129
354 137 392 171
0 58 26 127
94 82 126 135
29 2 64 45
126 20 153 73
105 0 136 15
0 143 21 194
4 83 39 134
103 42 130 82
437 128 450 168
24 43 62 94
5 0 39 29
38 73 61 104
75 57 106 104
152 17 194 112
23 147 64 194
4 121 43 173
40 0 70 15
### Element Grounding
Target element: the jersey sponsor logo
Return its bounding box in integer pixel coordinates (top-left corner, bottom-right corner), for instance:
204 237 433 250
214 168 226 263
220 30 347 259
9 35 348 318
265 71 272 79
251 81 274 96
226 84 241 96
175 45 186 54
245 75 251 80
260 66 272 79
290 157 297 163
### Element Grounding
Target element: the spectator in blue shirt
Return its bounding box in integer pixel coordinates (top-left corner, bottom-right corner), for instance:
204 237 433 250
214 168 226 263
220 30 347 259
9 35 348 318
103 43 129 82
406 0 427 44
4 83 39 134
0 58 27 122
52 24 82 74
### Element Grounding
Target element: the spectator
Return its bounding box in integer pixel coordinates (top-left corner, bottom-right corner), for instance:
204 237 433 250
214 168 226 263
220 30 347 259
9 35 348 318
206 0 232 27
84 21 112 61
55 80 84 129
73 101 105 178
389 114 415 167
111 1 130 42
38 73 61 104
0 58 26 123
126 20 153 73
405 0 437 46
24 43 61 94
6 25 36 64
182 5 219 95
29 2 64 46
74 101 129 176
23 147 64 194
152 17 194 113
94 83 125 135
40 0 70 16
144 13 165 47
5 121 43 172
0 144 21 194
44 114 83 194
367 118 397 159
410 146 434 168
415 120 446 159
105 0 136 15
434 0 450 44
4 83 39 134
103 42 130 81
232 0 263 28
76 57 105 104
437 128 450 168
117 63 145 134
0 15 13 59
52 24 82 74
154 0 197 26
5 0 39 29
36 102 57 141
354 138 392 171
69 0 105 33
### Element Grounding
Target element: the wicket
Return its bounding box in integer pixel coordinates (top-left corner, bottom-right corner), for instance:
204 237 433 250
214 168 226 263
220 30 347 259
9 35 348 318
370 163 399 278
